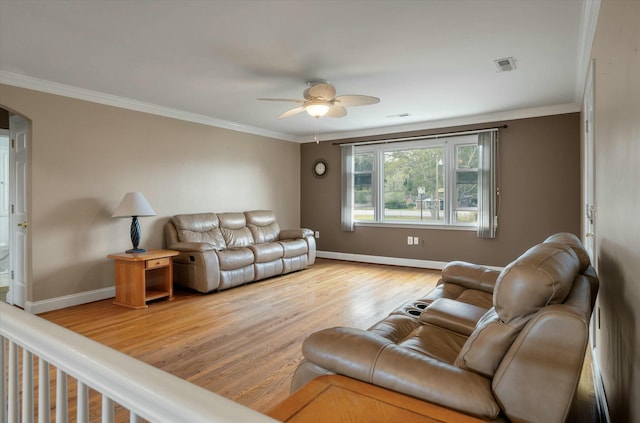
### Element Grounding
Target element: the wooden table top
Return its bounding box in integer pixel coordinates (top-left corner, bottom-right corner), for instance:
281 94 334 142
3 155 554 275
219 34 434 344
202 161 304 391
107 249 179 261
267 375 487 423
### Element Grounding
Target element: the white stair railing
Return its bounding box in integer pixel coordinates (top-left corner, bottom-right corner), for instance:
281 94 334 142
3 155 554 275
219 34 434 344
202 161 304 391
0 302 278 423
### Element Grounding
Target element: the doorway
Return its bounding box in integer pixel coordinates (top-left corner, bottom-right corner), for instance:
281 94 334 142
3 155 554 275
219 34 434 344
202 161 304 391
0 128 8 302
0 107 29 307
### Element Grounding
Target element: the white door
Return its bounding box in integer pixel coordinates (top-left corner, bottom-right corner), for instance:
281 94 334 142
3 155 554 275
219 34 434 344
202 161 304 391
8 114 29 307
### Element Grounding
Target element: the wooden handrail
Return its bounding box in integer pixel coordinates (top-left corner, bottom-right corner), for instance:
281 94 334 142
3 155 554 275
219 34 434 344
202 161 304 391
0 302 277 423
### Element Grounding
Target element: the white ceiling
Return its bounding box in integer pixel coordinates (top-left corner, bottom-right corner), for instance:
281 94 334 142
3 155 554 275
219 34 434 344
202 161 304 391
0 0 594 142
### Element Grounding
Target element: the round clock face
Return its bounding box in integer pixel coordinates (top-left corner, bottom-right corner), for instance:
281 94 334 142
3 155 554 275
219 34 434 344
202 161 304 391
313 160 327 177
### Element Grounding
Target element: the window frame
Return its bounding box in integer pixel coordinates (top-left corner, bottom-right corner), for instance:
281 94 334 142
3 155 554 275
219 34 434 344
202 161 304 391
353 134 479 229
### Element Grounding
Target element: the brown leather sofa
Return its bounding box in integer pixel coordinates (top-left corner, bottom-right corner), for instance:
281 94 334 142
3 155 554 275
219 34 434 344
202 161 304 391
164 210 316 292
292 233 598 422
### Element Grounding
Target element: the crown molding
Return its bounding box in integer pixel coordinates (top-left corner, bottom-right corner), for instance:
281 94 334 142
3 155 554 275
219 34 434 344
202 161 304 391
0 71 298 142
575 0 601 104
0 70 582 145
300 102 581 143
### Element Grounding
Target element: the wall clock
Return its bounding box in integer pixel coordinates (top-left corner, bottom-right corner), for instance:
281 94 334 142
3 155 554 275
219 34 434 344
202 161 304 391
313 159 328 177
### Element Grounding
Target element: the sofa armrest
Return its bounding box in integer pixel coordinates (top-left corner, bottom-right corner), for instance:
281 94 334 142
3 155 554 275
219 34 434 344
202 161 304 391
419 298 488 336
168 241 218 252
302 327 394 381
302 327 500 419
441 261 500 294
279 228 314 240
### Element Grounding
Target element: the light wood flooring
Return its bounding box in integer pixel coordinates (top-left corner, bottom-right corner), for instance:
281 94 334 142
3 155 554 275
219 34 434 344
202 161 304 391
40 258 598 421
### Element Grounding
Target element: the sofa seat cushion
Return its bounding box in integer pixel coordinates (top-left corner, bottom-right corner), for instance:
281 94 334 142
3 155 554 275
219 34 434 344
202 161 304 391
249 242 284 263
216 247 254 270
416 284 493 311
367 315 421 343
280 238 308 257
398 324 468 365
454 289 494 310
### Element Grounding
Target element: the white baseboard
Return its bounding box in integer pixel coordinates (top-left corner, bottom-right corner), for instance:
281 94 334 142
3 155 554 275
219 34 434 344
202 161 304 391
26 287 115 314
591 346 611 423
316 251 504 272
317 250 448 270
23 253 499 314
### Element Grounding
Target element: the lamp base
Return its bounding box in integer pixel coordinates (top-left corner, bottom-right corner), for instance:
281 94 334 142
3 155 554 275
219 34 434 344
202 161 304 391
126 248 147 254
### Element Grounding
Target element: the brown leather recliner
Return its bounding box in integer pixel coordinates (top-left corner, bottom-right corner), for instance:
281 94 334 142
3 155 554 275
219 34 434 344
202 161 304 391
292 233 598 423
164 210 316 292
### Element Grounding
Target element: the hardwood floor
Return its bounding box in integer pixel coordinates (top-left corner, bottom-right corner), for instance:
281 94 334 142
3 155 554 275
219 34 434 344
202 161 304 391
41 259 437 415
39 258 598 421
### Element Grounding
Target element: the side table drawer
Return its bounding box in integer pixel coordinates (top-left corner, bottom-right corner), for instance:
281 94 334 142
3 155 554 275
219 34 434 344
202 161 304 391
146 257 170 269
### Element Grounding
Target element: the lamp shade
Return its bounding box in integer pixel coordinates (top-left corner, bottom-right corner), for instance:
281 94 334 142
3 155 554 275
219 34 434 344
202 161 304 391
112 192 156 218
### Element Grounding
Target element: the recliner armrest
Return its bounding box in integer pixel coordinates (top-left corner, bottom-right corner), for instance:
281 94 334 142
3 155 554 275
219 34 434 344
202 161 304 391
302 327 393 381
168 241 218 252
420 298 488 335
440 261 500 294
279 228 314 240
302 327 500 420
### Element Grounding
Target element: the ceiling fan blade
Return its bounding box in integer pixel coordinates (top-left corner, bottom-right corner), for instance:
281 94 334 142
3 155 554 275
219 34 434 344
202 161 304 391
308 83 336 100
258 98 304 103
278 107 306 119
333 95 380 107
326 105 347 118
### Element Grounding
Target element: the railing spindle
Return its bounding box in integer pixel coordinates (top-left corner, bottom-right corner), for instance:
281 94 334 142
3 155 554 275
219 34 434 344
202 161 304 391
130 412 142 423
102 397 114 423
38 359 51 423
8 342 18 423
1 336 6 423
77 382 89 423
22 350 34 423
55 369 68 423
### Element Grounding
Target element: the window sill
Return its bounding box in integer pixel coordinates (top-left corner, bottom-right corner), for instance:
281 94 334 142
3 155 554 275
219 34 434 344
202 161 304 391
354 222 477 231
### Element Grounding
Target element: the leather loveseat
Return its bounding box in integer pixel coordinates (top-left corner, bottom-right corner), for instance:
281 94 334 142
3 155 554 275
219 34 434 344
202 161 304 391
164 210 316 293
292 233 598 422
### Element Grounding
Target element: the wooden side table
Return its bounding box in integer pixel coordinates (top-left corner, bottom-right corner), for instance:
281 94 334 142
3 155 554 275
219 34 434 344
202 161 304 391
107 249 179 309
267 375 486 423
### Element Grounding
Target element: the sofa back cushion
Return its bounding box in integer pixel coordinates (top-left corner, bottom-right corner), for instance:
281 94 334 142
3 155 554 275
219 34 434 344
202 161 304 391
494 242 579 324
245 210 281 243
171 213 226 250
543 232 591 273
454 242 580 378
218 212 254 247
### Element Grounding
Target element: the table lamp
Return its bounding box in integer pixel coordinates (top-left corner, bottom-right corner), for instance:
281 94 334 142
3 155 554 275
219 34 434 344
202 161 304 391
112 192 156 253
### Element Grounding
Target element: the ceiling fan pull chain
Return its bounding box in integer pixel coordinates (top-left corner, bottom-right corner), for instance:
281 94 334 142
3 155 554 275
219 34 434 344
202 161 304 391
315 118 320 144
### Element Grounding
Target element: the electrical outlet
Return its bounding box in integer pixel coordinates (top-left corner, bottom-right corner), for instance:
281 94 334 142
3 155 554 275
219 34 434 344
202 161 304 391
413 236 419 245
314 231 320 239
407 236 413 245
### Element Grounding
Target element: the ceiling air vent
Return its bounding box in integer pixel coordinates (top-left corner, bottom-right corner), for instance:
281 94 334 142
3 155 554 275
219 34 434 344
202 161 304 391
494 57 516 72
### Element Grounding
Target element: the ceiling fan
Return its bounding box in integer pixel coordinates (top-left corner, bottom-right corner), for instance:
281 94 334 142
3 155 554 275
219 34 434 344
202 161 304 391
258 80 380 119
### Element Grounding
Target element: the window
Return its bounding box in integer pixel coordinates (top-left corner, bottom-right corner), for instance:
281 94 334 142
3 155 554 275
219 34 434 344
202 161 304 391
352 134 484 228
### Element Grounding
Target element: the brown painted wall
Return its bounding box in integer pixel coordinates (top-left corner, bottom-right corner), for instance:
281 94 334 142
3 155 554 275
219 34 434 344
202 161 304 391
590 0 640 421
301 113 581 267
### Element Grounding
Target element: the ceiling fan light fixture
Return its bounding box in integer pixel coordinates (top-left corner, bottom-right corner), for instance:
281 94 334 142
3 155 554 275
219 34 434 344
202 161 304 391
305 101 331 118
